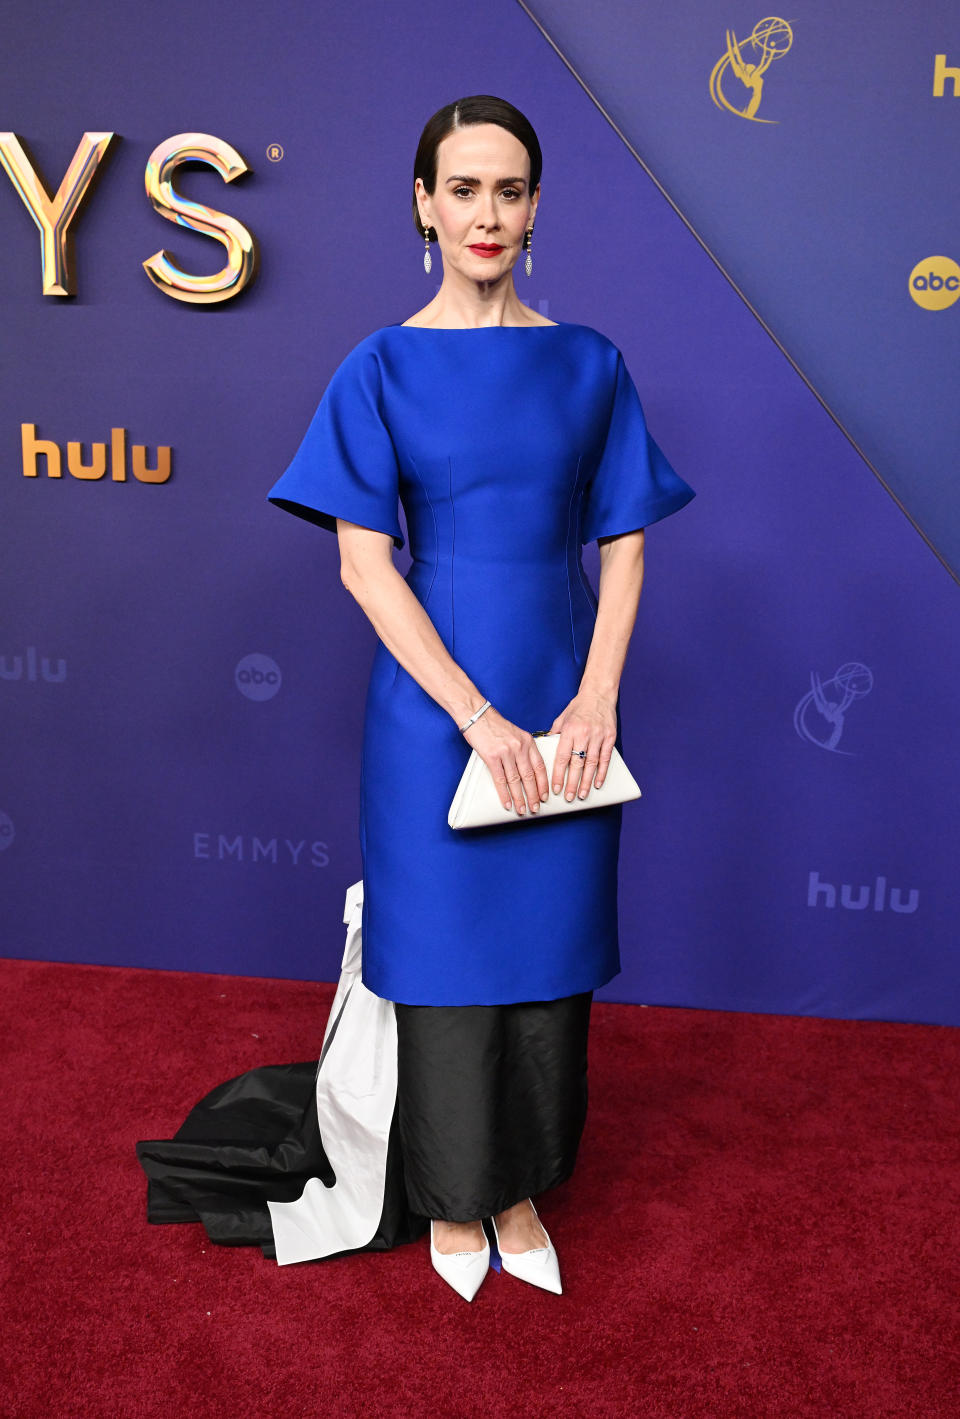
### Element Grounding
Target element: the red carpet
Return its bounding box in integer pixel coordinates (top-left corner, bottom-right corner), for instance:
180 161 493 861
3 956 958 1418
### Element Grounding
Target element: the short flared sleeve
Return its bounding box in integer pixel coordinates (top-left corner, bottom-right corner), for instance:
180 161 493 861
266 343 404 549
581 349 695 544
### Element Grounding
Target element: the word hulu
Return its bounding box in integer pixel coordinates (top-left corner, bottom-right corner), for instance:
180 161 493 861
21 423 172 483
807 871 918 914
0 646 65 682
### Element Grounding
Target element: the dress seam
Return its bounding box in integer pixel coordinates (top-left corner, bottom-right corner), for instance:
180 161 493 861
409 457 439 611
448 455 456 657
564 454 583 662
574 496 597 615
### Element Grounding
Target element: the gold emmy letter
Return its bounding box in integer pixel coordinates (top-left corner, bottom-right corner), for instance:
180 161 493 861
143 133 257 304
0 131 114 295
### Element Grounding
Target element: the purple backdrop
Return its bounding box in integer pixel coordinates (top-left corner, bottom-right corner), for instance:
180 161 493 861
1 0 957 1025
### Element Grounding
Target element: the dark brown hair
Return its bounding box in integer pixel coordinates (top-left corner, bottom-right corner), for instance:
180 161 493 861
411 95 543 241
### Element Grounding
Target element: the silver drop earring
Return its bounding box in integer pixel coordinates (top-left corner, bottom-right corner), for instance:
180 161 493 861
423 223 432 275
524 226 533 278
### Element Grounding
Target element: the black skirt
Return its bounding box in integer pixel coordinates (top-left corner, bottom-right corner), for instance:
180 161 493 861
395 992 592 1221
135 991 592 1260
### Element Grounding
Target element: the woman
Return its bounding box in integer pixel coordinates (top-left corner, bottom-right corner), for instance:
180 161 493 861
136 94 694 1303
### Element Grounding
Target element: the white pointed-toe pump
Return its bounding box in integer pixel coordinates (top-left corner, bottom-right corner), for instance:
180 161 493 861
429 1219 491 1302
490 1199 562 1295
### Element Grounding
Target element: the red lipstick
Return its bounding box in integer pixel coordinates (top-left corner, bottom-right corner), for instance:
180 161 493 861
468 244 504 257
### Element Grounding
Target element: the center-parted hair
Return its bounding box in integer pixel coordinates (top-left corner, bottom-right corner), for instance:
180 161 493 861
411 95 543 239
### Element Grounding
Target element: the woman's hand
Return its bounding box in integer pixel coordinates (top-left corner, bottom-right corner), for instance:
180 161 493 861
547 690 618 801
461 706 551 816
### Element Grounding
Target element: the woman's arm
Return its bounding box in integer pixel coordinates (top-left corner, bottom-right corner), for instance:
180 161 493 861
581 528 645 702
336 519 550 816
548 528 645 796
337 519 484 728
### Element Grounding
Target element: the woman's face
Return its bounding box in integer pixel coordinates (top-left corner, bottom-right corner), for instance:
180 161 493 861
417 123 539 283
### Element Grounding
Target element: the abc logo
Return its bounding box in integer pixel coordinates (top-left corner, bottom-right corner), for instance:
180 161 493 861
0 810 14 851
235 653 282 701
908 255 960 310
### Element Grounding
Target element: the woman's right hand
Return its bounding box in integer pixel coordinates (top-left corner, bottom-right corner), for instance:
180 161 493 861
461 707 551 817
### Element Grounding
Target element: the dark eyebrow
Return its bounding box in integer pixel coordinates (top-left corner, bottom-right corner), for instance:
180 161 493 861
445 175 527 187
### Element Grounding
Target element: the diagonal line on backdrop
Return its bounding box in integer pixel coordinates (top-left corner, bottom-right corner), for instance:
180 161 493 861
513 0 959 586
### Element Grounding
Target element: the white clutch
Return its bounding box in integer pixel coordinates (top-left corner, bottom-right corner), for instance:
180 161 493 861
448 731 641 830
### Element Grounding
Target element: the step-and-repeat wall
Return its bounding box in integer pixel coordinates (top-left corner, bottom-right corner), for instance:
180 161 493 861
2 1 957 1024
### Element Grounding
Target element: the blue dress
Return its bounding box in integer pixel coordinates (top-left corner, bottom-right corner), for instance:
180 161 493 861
266 321 695 1007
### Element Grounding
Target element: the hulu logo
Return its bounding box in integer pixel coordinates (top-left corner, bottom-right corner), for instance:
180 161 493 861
21 424 172 483
0 646 66 682
807 871 918 914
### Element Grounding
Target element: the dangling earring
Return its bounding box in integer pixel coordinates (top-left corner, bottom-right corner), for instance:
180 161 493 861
423 223 432 275
524 226 534 278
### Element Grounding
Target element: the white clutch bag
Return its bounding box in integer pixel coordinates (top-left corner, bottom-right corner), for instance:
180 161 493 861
448 731 641 830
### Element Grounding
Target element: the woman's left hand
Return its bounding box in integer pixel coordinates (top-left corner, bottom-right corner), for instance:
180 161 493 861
545 690 618 801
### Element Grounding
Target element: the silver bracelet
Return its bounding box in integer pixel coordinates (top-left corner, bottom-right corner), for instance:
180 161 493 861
458 699 492 733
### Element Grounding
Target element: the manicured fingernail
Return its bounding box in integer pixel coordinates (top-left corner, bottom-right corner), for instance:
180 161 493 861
565 792 574 801
552 784 560 794
541 792 548 801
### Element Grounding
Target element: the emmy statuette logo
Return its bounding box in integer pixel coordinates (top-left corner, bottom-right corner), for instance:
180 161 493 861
709 17 794 123
794 662 873 755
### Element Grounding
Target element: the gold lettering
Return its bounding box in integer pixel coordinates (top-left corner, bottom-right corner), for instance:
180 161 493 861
0 133 114 296
131 444 172 484
111 427 127 481
933 54 960 97
21 423 61 477
143 133 257 304
67 441 107 480
21 422 171 484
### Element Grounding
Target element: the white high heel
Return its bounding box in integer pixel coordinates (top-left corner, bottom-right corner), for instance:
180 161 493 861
429 1219 491 1302
490 1198 562 1295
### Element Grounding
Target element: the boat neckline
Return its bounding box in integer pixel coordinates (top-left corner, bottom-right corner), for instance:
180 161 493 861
390 319 567 330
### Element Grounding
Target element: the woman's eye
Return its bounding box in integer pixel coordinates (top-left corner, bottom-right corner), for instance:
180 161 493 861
452 187 521 199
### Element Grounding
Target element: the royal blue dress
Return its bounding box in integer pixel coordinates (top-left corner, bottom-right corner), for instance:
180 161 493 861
266 321 695 1007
